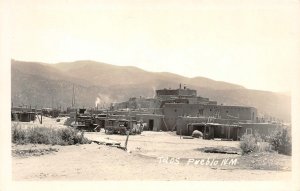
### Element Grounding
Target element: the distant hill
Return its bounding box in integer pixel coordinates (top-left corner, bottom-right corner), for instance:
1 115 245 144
11 60 291 121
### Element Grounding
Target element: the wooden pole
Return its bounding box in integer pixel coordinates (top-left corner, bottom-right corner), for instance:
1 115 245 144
204 125 206 139
162 117 168 131
75 109 77 125
40 112 43 124
124 130 129 150
36 114 41 124
180 124 182 139
73 84 76 107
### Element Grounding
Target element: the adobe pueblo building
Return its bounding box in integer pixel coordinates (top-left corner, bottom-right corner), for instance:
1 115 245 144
112 84 287 141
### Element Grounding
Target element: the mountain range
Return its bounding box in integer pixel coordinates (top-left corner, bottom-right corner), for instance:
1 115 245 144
11 60 291 122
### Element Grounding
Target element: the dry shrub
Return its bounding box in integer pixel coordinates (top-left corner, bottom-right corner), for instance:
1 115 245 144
239 132 273 154
268 128 292 156
11 123 27 144
240 134 258 154
256 142 272 152
11 123 91 145
240 129 291 156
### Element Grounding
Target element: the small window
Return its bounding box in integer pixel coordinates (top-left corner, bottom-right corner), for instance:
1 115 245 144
246 128 252 135
226 110 228 113
199 109 204 115
174 109 177 112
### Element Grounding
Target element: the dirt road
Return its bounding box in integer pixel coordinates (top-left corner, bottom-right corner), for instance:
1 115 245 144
12 131 291 181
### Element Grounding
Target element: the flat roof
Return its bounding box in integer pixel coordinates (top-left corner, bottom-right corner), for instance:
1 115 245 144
163 103 256 110
189 122 241 127
136 114 164 117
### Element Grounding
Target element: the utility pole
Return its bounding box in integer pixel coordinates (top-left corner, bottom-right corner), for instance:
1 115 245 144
51 95 53 109
72 85 74 107
71 84 76 107
73 85 76 107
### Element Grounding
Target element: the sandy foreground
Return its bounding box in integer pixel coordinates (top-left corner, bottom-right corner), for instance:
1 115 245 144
12 123 291 181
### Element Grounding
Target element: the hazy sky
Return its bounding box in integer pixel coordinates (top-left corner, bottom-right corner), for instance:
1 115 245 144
11 0 300 92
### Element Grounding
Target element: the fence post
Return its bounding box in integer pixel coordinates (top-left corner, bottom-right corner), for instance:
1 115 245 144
124 130 130 150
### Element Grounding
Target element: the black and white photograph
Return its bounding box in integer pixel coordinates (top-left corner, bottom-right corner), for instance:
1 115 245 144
0 0 300 191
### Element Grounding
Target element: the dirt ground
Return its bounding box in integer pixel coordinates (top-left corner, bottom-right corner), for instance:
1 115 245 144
11 116 69 129
12 124 291 181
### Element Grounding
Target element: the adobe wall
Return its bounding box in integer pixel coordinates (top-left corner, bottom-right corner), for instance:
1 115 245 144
203 105 257 121
136 114 165 131
176 116 240 135
163 103 257 131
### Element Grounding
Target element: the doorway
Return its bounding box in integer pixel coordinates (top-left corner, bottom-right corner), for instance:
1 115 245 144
149 119 154 131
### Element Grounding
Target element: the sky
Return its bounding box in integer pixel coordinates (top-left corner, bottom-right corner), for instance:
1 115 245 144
10 0 300 92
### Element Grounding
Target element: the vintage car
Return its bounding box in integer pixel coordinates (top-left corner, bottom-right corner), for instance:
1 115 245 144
104 119 143 135
72 115 99 132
